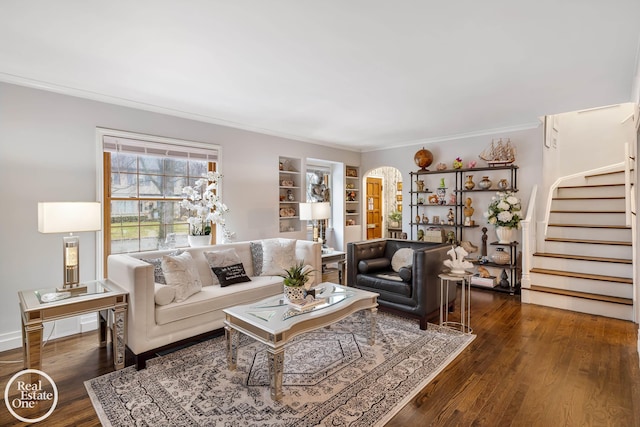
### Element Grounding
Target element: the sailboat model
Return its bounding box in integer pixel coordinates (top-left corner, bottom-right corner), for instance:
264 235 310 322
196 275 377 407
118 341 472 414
479 138 516 167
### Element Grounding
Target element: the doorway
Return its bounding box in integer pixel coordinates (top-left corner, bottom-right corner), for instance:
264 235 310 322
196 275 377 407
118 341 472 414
366 177 382 239
365 167 403 240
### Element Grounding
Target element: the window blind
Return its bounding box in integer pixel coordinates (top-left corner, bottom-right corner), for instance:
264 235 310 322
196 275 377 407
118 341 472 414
103 135 219 161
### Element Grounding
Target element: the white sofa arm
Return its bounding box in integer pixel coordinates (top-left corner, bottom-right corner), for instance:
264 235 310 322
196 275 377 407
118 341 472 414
107 254 155 354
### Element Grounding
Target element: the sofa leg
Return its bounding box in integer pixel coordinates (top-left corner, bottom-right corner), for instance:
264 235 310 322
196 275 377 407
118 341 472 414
419 318 428 330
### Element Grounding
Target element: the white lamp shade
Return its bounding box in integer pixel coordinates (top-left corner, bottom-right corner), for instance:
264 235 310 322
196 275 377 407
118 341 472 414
299 202 331 220
299 203 313 221
38 202 102 233
314 202 331 220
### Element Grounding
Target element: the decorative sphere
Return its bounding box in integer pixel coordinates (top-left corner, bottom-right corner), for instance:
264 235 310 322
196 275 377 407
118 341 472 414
414 147 433 170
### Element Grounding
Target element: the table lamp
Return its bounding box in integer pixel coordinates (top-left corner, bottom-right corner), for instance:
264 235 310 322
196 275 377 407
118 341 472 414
299 202 331 244
38 202 101 291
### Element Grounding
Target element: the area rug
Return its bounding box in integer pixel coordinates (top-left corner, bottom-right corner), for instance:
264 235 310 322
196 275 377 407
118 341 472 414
85 311 475 426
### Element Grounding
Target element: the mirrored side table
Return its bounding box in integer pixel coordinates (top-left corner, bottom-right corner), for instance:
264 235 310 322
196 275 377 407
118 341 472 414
18 279 128 371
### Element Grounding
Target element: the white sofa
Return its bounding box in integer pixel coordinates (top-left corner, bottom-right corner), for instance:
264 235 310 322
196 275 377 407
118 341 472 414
107 239 321 369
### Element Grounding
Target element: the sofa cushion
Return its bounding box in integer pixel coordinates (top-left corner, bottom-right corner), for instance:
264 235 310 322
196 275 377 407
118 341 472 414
358 258 390 274
212 263 251 287
155 276 284 325
154 283 176 306
357 273 412 297
261 238 297 276
391 248 414 272
204 249 243 285
161 252 202 302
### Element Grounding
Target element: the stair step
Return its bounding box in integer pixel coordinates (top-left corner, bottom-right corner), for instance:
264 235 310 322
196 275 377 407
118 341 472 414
529 285 633 305
522 289 634 321
529 268 632 284
542 239 632 259
551 198 625 211
545 224 631 242
558 183 624 189
545 237 631 246
557 185 626 198
550 210 624 213
548 223 630 229
533 252 631 264
548 211 626 226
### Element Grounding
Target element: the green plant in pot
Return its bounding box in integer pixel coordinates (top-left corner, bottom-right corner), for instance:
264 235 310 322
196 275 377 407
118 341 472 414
280 261 315 301
388 210 402 228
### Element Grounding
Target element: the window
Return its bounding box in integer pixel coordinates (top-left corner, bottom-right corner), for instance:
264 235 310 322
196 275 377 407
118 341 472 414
101 131 220 264
306 165 331 203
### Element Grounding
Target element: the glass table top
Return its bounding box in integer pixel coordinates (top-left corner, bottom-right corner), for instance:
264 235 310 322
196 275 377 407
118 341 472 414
33 281 112 304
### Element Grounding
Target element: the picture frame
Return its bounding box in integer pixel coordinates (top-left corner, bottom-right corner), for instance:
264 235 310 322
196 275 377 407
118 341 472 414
432 215 440 224
346 167 358 177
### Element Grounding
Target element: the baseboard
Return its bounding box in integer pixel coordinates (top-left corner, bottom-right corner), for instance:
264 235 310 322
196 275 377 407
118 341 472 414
0 330 22 352
0 314 98 353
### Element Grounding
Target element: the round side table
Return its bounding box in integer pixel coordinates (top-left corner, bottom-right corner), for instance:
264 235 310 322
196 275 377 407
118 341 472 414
438 273 472 333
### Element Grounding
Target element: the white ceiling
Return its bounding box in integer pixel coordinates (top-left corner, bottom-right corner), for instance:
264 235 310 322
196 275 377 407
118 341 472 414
1 1 639 151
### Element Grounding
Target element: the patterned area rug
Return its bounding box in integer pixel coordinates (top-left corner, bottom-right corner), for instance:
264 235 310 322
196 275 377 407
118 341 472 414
85 312 475 426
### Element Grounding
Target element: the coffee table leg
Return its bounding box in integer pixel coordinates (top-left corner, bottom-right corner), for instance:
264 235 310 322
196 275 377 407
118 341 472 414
368 307 377 345
267 347 284 400
225 326 238 370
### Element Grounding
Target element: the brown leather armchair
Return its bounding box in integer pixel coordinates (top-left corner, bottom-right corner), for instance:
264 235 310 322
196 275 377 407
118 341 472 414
347 239 455 330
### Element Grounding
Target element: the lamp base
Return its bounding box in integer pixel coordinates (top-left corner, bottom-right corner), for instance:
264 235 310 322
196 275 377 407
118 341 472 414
56 285 88 294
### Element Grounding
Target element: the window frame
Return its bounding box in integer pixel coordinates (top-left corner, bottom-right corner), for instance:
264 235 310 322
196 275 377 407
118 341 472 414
96 128 222 277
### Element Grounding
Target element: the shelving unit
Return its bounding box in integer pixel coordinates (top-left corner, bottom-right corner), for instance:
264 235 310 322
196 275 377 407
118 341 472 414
278 156 302 233
345 166 361 227
409 164 519 292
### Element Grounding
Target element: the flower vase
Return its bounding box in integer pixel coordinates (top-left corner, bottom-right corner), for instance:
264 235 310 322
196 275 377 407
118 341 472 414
284 285 306 302
495 227 515 244
188 235 212 247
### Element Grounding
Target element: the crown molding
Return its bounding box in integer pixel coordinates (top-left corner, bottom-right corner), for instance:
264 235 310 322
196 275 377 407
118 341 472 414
362 121 542 153
0 72 364 152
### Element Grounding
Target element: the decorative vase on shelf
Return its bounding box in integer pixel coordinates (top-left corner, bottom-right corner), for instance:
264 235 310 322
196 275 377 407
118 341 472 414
491 248 510 265
495 227 516 244
479 176 492 190
188 235 212 247
498 178 509 190
464 175 475 190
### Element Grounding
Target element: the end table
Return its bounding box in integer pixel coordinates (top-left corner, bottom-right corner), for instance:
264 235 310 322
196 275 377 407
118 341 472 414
18 279 128 371
438 273 472 334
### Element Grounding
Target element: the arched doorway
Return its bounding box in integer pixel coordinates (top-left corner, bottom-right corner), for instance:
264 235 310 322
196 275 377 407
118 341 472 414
363 167 403 240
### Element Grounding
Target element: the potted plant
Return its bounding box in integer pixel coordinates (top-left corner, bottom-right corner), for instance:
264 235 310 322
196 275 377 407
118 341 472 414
280 261 315 301
181 171 233 246
388 210 402 228
484 191 522 243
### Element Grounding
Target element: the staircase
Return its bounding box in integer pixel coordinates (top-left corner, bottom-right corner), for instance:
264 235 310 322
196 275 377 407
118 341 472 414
524 170 634 321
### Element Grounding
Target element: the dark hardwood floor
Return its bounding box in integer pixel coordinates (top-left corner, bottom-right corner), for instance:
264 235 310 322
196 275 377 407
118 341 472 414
1 288 638 426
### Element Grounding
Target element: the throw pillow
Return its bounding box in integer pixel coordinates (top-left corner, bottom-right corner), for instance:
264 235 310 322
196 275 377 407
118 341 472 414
358 258 391 274
204 249 243 286
249 242 263 276
261 238 297 276
391 248 414 272
141 250 183 284
154 282 176 306
212 263 252 287
161 252 202 302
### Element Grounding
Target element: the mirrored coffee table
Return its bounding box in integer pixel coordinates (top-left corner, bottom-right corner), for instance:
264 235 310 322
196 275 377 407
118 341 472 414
223 283 378 400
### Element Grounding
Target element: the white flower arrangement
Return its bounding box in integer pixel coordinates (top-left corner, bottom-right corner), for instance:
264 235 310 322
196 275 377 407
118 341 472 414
181 171 231 237
484 191 522 228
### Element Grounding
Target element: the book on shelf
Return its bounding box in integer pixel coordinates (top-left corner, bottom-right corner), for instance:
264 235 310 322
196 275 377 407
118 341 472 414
288 297 326 311
470 274 498 287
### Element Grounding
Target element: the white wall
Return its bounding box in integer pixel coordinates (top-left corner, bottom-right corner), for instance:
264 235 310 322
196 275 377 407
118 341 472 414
361 127 545 252
0 82 360 350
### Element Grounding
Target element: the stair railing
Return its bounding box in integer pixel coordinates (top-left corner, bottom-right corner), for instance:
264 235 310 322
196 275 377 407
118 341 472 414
520 185 537 290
